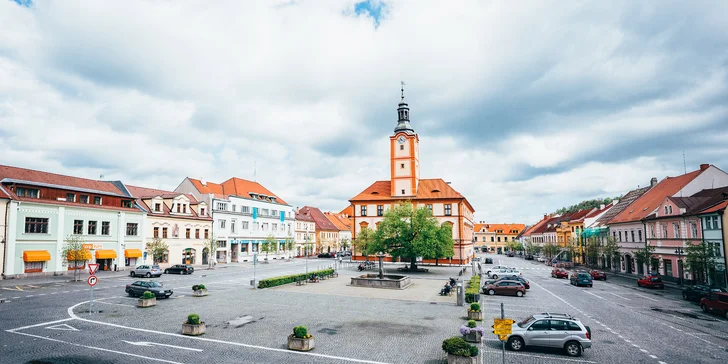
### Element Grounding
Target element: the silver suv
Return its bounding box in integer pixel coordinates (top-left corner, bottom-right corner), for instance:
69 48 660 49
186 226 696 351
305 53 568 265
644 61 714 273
129 265 162 278
505 313 592 357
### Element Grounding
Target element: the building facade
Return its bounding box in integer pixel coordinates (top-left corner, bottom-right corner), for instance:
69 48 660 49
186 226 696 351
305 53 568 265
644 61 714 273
348 91 475 264
698 199 728 288
0 165 145 278
176 177 296 263
299 206 339 253
294 209 316 256
473 223 525 253
324 212 353 251
125 185 213 268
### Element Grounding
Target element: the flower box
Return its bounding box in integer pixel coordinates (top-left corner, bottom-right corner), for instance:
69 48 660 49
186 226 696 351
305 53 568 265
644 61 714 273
467 310 482 321
287 335 314 351
463 331 482 343
193 289 208 297
137 297 156 308
447 353 477 364
182 322 206 336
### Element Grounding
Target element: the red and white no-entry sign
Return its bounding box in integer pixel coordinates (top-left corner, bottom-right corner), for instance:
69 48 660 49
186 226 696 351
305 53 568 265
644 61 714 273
88 263 99 275
87 275 98 286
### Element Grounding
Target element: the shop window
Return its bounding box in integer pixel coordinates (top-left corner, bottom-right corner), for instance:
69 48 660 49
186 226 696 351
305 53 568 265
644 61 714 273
24 261 44 273
186 228 191 239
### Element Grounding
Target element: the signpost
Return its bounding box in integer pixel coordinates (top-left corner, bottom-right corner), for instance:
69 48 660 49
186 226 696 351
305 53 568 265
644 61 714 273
491 303 514 364
87 263 99 316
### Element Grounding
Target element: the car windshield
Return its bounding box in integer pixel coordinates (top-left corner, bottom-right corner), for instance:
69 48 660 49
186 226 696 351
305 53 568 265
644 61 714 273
517 316 535 328
579 274 590 278
650 277 662 282
148 282 162 287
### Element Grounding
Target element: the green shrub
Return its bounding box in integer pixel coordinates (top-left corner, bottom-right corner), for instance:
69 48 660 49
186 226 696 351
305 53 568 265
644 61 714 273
465 275 481 303
197 284 206 290
187 314 200 325
467 320 477 328
257 268 335 289
192 285 199 291
442 337 478 357
142 291 155 299
470 303 480 312
293 325 310 338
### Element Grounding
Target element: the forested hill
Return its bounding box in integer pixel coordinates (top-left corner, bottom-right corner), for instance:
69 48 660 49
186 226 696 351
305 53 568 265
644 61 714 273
553 197 622 215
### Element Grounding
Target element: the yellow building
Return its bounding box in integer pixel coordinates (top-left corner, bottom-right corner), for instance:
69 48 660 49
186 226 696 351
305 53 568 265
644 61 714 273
473 223 525 253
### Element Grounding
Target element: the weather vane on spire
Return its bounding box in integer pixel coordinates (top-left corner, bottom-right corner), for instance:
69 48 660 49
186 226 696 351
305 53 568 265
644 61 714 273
400 81 405 102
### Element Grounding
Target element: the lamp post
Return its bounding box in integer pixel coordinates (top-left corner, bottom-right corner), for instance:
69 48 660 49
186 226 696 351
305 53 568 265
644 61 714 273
675 247 684 287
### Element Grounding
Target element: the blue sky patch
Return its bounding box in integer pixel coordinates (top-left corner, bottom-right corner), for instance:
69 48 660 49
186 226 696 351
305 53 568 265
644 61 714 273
13 0 33 7
355 0 386 27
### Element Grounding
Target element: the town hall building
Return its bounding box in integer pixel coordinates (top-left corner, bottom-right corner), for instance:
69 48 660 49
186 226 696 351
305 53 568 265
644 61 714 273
348 88 475 264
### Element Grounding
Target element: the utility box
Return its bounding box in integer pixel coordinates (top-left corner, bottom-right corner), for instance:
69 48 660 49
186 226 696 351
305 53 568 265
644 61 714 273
250 279 256 287
456 282 464 306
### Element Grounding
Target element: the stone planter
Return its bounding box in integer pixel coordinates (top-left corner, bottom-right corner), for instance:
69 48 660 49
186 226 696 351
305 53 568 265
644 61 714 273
182 322 206 336
467 310 482 321
287 335 314 351
463 330 482 343
193 289 208 297
447 353 477 364
137 297 156 308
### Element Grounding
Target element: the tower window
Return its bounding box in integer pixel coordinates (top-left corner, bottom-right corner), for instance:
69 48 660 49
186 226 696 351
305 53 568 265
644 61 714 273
400 145 404 150
400 163 405 169
401 189 405 195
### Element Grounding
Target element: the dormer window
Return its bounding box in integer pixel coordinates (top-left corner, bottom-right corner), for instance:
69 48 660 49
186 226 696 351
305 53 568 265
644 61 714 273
371 191 379 195
664 206 668 215
176 204 181 213
122 200 132 208
668 206 673 214
431 189 440 193
154 203 161 212
93 196 102 205
200 208 206 216
183 204 187 213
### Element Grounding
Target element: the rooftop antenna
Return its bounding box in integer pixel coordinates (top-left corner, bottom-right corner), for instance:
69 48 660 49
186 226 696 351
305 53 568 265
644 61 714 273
99 174 104 180
682 151 687 175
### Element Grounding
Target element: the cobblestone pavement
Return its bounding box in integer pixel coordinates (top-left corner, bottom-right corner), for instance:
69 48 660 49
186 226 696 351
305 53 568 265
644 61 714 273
1 256 727 363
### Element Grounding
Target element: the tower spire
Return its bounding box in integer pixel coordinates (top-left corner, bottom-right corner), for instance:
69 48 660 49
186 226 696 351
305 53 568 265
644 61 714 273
401 81 405 102
394 82 415 135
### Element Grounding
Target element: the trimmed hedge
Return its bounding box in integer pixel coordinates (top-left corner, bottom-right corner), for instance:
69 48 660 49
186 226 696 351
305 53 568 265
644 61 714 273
465 275 480 303
442 337 478 357
257 268 335 289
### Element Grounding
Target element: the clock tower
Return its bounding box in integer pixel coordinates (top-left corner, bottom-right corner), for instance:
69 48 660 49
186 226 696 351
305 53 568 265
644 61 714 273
390 85 420 197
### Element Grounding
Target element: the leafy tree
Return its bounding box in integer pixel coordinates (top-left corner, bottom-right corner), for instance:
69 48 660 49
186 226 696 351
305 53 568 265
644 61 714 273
145 237 169 265
600 236 621 270
203 236 217 268
354 226 376 262
262 234 277 261
284 235 295 260
633 242 657 273
61 235 89 282
543 242 559 259
685 241 717 284
586 237 601 266
302 234 315 257
340 237 351 252
554 196 621 215
368 202 454 270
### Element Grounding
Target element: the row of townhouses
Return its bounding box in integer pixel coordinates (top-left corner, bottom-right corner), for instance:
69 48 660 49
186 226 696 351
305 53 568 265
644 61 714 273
472 223 526 254
0 165 355 279
520 164 728 288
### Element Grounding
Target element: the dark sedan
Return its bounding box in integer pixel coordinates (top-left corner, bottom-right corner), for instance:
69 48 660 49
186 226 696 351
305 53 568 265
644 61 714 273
683 285 727 302
164 264 194 274
125 281 173 298
483 280 526 297
484 257 493 264
484 275 531 289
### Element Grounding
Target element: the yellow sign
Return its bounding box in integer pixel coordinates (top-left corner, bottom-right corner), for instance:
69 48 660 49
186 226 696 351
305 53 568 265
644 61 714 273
82 244 104 250
494 318 515 325
492 317 514 336
499 334 508 341
492 329 511 335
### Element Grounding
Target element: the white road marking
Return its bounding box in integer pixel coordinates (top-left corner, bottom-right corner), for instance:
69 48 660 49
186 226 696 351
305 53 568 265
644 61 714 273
608 292 630 300
12 296 20 299
46 324 79 331
38 294 46 296
63 291 69 293
93 301 135 308
26 295 34 297
633 293 659 302
640 349 648 353
583 291 605 300
123 340 203 352
8 331 183 364
650 355 658 359
6 317 74 332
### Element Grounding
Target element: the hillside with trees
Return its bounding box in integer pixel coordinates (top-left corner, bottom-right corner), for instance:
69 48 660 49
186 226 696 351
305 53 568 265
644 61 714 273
553 196 622 215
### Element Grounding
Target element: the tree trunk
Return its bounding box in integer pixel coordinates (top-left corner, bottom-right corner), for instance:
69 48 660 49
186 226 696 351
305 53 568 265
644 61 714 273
410 257 417 270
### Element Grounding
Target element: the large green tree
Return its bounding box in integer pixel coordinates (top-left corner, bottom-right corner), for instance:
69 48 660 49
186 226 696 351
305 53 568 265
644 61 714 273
354 226 376 262
62 235 88 282
367 202 454 269
145 237 169 265
634 242 657 273
685 241 717 284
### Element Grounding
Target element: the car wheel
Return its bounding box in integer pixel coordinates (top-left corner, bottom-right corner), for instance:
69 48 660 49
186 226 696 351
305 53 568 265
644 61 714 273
701 304 708 312
488 289 496 296
516 291 524 297
564 341 582 357
589 284 593 288
492 275 498 279
126 290 134 297
164 269 169 274
130 271 135 277
724 310 728 319
507 336 524 351
145 272 151 277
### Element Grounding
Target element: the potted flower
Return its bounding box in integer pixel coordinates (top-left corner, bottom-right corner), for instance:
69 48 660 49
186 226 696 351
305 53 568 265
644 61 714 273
442 337 478 364
182 313 206 336
467 303 482 321
287 325 314 351
192 284 208 297
460 320 485 343
137 291 157 308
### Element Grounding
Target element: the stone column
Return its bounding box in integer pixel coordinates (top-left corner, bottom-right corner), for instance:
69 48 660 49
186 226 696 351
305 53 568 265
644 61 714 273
54 206 65 273
5 201 19 276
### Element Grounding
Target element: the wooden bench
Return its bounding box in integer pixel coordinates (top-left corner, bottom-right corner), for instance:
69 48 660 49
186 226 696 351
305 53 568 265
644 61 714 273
330 272 339 278
295 279 307 286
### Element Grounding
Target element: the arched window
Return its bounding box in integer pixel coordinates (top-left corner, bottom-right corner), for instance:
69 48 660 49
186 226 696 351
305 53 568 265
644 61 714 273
664 206 668 215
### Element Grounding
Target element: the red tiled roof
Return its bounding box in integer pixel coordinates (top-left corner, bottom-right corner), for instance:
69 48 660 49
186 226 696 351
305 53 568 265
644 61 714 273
295 209 315 222
350 178 474 211
474 223 486 233
531 216 560 234
521 216 551 236
324 212 352 231
127 185 200 204
584 203 613 219
0 164 125 196
14 196 141 212
188 177 288 205
300 206 338 231
701 200 728 214
339 206 354 217
609 170 702 224
568 209 595 223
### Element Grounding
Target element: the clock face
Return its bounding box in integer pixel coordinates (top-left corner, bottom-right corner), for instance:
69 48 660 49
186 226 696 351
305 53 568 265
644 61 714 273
397 136 406 144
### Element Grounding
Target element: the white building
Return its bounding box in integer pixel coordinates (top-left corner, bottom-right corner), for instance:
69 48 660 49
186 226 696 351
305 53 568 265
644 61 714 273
176 177 295 263
294 209 316 256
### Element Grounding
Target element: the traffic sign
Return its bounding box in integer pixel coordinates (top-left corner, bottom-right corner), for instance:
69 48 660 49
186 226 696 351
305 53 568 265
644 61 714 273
88 263 99 275
492 328 511 335
87 275 98 286
498 334 508 341
494 318 515 325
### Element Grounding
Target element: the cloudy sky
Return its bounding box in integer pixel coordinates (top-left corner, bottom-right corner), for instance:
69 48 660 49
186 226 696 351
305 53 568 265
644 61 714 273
1 0 727 225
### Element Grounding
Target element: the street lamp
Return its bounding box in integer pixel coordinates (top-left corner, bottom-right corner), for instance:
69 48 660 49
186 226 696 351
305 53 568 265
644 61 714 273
675 247 684 287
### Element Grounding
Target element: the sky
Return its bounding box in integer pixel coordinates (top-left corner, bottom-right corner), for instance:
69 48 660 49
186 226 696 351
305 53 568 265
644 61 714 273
1 0 727 225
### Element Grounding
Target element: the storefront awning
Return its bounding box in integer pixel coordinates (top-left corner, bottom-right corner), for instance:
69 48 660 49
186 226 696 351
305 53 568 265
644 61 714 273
67 250 91 261
23 250 51 262
95 249 117 259
124 249 143 258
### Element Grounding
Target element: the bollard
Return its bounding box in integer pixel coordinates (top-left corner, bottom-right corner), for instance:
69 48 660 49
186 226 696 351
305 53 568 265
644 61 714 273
456 282 464 306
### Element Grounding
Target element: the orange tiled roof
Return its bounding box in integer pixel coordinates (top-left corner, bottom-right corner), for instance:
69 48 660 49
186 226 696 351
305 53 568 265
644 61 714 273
339 205 354 217
300 206 338 231
473 223 486 233
609 169 703 224
350 179 474 211
0 164 126 196
127 185 200 204
521 216 550 236
700 200 728 214
188 177 288 205
324 212 351 231
481 223 526 234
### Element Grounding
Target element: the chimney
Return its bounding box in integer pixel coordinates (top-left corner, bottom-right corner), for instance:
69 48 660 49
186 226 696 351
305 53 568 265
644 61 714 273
650 177 658 187
700 164 710 171
613 199 619 205
201 177 207 186
543 214 548 220
599 204 605 210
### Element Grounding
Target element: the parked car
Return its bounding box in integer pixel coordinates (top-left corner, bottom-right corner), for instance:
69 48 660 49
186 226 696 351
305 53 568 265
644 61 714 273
473 256 481 262
484 257 493 264
551 268 569 279
524 254 534 260
317 253 334 258
637 275 664 289
683 285 727 302
507 252 515 257
537 256 547 262
505 313 592 357
484 275 530 289
485 265 511 275
164 264 194 275
570 272 594 287
488 268 522 279
590 270 607 280
125 281 173 298
483 280 526 297
700 292 728 318
129 265 162 278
